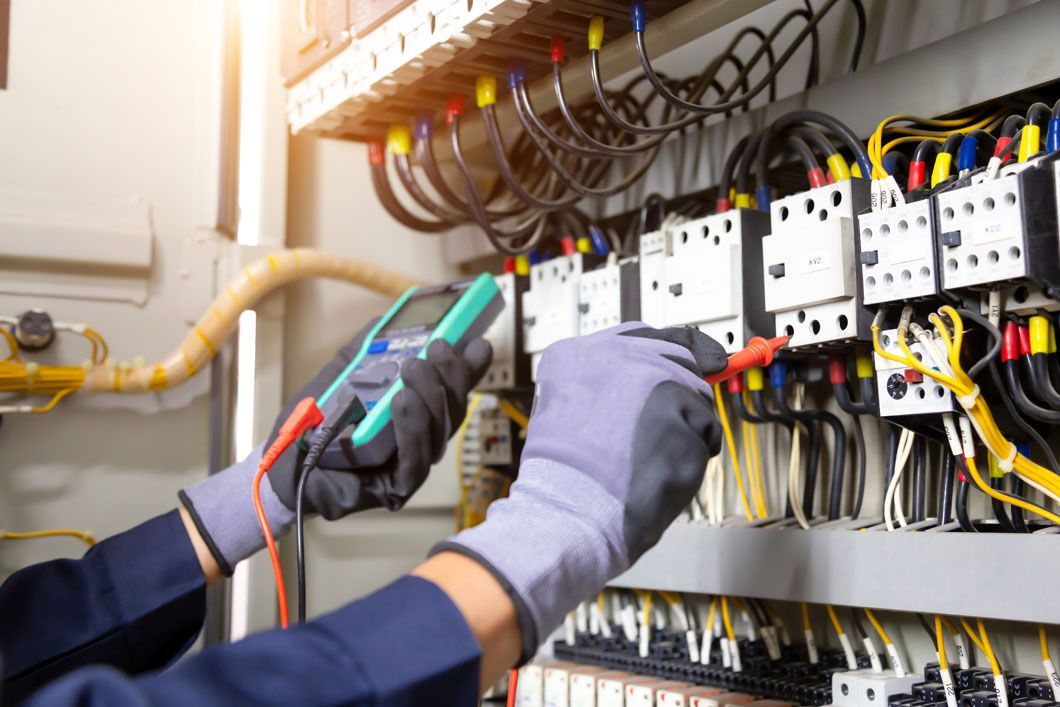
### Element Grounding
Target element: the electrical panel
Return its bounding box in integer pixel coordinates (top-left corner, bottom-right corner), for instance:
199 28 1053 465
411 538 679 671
936 158 1060 293
477 407 521 469
873 327 954 418
638 229 671 329
578 258 641 336
763 180 872 348
477 273 530 392
856 197 940 305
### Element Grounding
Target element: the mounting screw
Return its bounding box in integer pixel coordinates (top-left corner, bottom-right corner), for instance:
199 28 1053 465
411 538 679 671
13 309 55 351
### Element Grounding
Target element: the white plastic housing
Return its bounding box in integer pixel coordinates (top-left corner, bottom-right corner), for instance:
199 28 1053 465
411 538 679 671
478 408 515 466
579 263 623 336
638 229 670 328
522 254 587 379
764 181 862 347
936 170 1029 289
873 328 954 417
543 663 572 707
517 663 545 707
852 671 920 707
478 273 519 391
857 199 938 304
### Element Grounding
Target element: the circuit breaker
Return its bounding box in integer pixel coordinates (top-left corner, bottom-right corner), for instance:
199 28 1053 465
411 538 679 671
873 327 954 418
522 253 602 378
638 229 670 328
578 258 641 336
662 210 772 353
936 157 1060 293
477 273 530 392
762 179 872 347
857 197 940 305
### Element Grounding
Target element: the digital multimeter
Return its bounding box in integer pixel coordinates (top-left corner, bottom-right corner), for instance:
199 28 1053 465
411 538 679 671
314 273 504 469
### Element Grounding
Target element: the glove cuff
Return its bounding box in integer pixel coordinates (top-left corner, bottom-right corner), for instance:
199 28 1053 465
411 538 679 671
179 444 294 575
431 458 628 661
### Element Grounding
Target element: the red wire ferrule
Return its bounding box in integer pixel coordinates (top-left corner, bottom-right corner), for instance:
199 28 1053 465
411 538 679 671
807 167 827 189
1001 322 1019 362
828 355 847 385
907 160 926 191
550 36 566 64
367 140 386 166
1018 325 1032 357
728 374 744 395
446 95 466 125
715 197 731 213
995 136 1012 163
560 236 577 255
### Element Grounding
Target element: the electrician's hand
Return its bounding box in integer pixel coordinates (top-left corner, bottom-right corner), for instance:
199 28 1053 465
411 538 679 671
179 320 492 576
433 322 725 661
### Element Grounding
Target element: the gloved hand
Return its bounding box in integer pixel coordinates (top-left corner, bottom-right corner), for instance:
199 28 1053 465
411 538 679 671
433 322 725 661
180 319 492 575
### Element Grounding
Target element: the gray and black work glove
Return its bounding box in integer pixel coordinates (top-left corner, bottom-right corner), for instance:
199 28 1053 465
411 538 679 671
434 322 725 661
180 320 492 575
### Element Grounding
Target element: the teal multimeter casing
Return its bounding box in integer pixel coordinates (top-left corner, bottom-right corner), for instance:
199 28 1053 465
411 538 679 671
315 273 503 469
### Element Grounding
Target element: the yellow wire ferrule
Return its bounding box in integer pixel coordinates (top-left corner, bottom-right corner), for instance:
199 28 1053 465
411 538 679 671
931 152 953 188
826 154 852 182
1049 322 1057 354
386 124 412 155
576 236 592 254
850 161 862 179
475 75 497 108
587 16 605 51
746 366 764 391
734 193 752 209
1019 124 1041 163
855 350 874 379
1030 316 1051 355
515 255 530 276
988 454 1004 479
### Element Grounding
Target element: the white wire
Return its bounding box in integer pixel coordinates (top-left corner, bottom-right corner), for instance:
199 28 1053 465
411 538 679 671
884 429 914 530
789 383 811 529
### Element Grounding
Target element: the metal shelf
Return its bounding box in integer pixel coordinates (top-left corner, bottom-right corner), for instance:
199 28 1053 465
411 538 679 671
610 521 1060 624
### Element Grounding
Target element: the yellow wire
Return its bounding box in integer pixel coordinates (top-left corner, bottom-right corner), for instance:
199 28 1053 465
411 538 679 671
453 394 484 531
721 596 736 641
825 604 846 637
977 619 1002 676
959 617 988 656
642 592 653 628
864 608 893 646
868 111 1002 178
1040 624 1052 664
744 392 767 517
1 328 22 362
2 528 97 546
801 603 813 631
82 327 109 364
706 597 718 635
30 388 75 413
935 615 949 666
496 398 529 430
714 385 754 521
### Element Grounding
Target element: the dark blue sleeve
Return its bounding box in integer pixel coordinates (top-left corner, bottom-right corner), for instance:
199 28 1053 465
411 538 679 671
23 575 482 707
1 510 206 703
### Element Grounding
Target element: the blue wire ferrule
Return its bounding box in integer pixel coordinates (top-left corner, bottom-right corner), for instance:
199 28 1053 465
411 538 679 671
957 136 978 172
1047 118 1060 152
507 64 527 91
755 186 772 212
769 362 787 389
528 249 542 266
588 225 609 255
882 152 901 176
630 0 646 32
413 114 433 141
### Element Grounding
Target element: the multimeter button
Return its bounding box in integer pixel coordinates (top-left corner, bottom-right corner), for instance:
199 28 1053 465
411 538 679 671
367 340 389 355
350 361 399 387
365 401 377 411
407 334 429 347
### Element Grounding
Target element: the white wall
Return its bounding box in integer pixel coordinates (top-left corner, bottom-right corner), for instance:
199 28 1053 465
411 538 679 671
0 1 227 576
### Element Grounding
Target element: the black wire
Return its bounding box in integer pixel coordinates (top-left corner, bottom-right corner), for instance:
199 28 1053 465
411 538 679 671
849 608 868 640
392 153 466 223
1026 102 1051 130
790 124 837 162
955 469 977 533
414 134 525 219
801 0 820 88
1001 114 1026 139
915 613 937 643
850 415 866 518
295 461 314 622
1030 354 1060 410
912 139 941 165
755 110 871 189
860 376 878 414
1010 476 1029 533
911 436 926 523
1002 359 1060 424
884 426 899 487
938 453 955 526
954 308 1001 379
772 386 827 518
369 163 451 233
733 389 765 424
989 476 1017 532
718 133 755 204
751 389 795 518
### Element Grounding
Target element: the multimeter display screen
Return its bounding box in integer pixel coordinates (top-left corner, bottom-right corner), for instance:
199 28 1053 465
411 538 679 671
379 289 463 334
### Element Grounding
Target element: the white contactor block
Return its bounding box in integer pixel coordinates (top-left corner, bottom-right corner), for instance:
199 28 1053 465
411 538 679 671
857 198 940 304
578 258 640 336
517 663 545 707
638 229 670 328
477 273 526 391
763 180 871 347
523 253 600 379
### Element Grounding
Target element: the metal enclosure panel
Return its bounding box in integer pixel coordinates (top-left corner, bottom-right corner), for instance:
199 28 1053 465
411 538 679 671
857 199 939 304
610 522 1060 623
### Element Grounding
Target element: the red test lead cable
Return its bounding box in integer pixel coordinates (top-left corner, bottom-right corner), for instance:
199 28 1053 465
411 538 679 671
705 335 789 386
252 397 323 628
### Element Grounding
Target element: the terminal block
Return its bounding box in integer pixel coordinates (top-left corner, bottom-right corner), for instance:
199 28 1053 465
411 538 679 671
476 273 529 392
638 211 772 354
579 258 642 336
936 157 1060 293
857 197 941 305
763 180 872 348
833 670 920 707
873 327 954 418
522 252 603 379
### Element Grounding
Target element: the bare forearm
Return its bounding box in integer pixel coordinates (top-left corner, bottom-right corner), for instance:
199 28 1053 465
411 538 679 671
179 506 222 586
413 551 522 692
